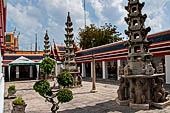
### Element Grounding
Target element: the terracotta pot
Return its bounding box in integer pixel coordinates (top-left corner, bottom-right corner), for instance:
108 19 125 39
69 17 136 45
8 90 16 97
11 103 27 113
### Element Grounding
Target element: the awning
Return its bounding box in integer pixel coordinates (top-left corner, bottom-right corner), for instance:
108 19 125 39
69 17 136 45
8 56 40 66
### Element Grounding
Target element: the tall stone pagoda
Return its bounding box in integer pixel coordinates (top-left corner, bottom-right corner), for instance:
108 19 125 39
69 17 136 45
43 30 50 57
64 12 76 72
117 0 169 109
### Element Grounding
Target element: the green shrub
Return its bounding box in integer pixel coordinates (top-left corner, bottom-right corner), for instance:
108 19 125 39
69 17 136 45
33 80 50 96
57 71 74 87
57 88 73 103
8 85 15 91
40 57 56 76
13 97 25 105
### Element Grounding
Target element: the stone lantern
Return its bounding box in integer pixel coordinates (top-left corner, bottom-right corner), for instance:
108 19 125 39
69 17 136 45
116 0 170 109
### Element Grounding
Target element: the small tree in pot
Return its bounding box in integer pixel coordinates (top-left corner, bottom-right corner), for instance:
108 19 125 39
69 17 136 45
33 57 74 113
8 85 16 98
11 97 27 113
40 57 56 79
33 72 74 113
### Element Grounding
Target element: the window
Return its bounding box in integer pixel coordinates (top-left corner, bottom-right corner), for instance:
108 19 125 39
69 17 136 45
133 20 138 26
132 7 137 13
6 35 11 42
134 33 139 39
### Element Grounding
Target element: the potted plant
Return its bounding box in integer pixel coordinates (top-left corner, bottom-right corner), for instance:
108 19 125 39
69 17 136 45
11 97 27 113
8 85 16 98
33 58 74 113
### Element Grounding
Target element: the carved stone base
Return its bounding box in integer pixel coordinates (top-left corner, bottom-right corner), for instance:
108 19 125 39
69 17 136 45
129 103 149 110
90 89 97 93
152 99 170 108
115 97 129 106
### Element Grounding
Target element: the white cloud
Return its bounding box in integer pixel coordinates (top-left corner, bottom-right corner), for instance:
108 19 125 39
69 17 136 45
7 3 44 50
142 0 167 34
87 0 107 25
39 0 92 44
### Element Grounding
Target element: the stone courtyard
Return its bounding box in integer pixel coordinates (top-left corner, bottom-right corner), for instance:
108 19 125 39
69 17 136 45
4 78 170 113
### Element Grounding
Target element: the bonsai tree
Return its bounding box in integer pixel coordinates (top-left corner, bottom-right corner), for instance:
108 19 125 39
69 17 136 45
33 68 73 113
12 97 27 113
8 85 16 98
40 57 56 79
57 71 74 88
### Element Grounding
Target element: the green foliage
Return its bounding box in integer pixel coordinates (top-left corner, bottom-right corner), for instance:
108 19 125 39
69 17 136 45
8 85 15 91
57 71 74 87
57 88 73 103
13 97 25 105
33 80 50 96
40 57 56 76
78 23 123 49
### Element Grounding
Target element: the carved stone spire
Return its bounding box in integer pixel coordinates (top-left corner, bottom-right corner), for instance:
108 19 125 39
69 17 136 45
43 30 50 57
64 12 76 72
124 0 152 75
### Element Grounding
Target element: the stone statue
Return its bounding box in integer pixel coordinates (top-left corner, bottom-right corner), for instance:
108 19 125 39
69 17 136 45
130 79 147 104
124 65 131 75
145 63 155 75
152 78 169 102
134 79 146 104
156 63 164 73
118 65 124 76
117 78 127 100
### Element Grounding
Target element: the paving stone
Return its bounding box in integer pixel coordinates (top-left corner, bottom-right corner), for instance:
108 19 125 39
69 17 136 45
3 79 170 113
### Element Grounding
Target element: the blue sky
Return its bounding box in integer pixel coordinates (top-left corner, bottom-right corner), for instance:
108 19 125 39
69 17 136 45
7 0 170 51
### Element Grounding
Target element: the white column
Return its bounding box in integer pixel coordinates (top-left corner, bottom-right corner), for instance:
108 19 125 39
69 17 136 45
165 55 170 84
91 62 93 78
57 64 61 74
29 66 33 78
102 61 107 79
16 66 19 79
8 66 11 81
0 73 4 113
36 65 39 80
82 63 86 77
55 63 58 77
117 60 121 80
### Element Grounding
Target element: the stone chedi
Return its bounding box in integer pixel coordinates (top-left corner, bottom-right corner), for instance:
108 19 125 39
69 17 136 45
64 12 77 72
117 0 169 109
43 30 50 57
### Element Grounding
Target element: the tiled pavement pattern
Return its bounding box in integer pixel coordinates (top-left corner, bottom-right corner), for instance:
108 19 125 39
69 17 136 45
4 78 170 113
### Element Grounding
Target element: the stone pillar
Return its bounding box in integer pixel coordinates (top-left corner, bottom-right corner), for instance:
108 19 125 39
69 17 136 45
36 65 39 80
29 66 33 78
91 60 96 78
8 66 11 81
16 66 19 79
82 63 86 77
102 61 107 79
117 60 121 80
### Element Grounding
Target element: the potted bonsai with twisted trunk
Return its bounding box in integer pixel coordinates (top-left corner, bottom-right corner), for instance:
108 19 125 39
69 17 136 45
33 57 74 113
11 97 27 113
8 85 16 98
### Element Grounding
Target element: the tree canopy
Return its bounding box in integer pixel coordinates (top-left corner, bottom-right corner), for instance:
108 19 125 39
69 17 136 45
78 23 123 49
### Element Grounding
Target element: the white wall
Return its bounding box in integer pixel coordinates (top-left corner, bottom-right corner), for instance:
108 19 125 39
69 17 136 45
0 49 4 113
165 55 170 84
